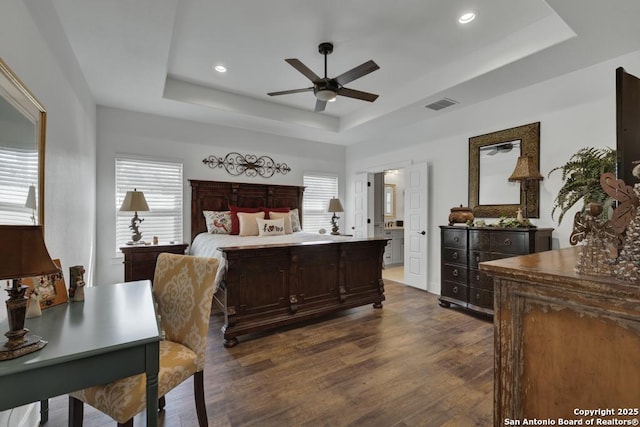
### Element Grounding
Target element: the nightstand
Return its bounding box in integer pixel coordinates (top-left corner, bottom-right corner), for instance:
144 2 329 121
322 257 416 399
120 242 188 283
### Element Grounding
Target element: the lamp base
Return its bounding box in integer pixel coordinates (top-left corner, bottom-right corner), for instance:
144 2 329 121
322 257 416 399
0 333 47 361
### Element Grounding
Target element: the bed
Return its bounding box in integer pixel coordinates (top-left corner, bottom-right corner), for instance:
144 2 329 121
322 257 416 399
189 179 388 347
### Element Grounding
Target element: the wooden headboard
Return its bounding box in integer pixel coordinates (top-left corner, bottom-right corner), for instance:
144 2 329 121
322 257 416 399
189 180 305 241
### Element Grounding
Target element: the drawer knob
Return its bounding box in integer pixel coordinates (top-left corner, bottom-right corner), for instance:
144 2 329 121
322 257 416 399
475 255 480 262
452 269 459 277
477 293 481 300
476 274 480 281
453 236 459 243
503 238 512 246
452 252 458 260
452 286 458 294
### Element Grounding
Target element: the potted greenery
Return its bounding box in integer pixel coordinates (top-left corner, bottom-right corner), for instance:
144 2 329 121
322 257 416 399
548 147 616 224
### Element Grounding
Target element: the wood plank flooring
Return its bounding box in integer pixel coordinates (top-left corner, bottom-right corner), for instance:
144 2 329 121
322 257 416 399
43 281 493 426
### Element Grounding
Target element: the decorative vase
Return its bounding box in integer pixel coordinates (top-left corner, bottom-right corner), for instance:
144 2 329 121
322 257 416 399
448 205 474 226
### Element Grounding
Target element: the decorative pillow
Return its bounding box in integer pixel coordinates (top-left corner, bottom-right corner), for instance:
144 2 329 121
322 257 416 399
257 218 286 236
203 211 231 234
229 206 263 235
264 207 290 218
290 208 302 232
267 211 292 234
237 211 265 236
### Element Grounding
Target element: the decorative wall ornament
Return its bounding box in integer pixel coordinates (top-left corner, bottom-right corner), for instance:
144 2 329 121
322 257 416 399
202 152 291 178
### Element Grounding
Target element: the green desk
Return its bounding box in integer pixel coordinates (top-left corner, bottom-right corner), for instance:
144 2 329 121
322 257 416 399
0 280 161 426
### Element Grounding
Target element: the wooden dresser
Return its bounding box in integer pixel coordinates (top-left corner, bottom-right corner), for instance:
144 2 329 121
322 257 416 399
120 242 188 283
439 226 553 314
481 247 640 425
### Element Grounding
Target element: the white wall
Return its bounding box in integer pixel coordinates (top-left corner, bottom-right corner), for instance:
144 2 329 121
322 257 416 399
95 106 345 285
0 1 97 425
346 49 640 294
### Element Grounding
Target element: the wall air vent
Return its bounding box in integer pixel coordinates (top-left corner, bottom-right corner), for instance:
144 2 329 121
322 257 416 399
425 98 458 111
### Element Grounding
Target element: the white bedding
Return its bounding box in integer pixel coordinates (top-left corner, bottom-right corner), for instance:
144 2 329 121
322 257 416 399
189 232 352 291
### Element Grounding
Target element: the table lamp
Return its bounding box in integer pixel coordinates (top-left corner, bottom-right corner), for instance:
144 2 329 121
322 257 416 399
119 188 150 244
508 155 543 219
0 225 59 360
25 185 37 225
327 198 344 235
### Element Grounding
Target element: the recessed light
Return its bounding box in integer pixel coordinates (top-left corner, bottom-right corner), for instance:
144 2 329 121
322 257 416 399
213 65 227 73
458 12 476 24
328 97 337 103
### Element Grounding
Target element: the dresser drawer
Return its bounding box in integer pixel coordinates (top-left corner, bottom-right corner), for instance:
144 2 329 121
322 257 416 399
468 269 494 290
441 281 467 301
443 248 467 266
468 250 493 268
129 251 162 263
442 264 468 283
468 287 493 310
469 230 490 251
490 232 527 254
442 229 467 248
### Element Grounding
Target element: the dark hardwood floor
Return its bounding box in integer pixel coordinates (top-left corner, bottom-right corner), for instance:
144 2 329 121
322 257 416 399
44 281 494 427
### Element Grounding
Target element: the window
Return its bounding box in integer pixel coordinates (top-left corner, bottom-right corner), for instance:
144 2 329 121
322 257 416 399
0 146 38 224
303 174 338 232
115 157 183 250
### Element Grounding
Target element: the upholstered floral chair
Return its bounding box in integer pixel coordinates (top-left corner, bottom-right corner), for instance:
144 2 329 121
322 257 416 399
69 253 219 427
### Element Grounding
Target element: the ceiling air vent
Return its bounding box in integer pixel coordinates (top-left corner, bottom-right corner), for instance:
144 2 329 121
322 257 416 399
425 98 458 111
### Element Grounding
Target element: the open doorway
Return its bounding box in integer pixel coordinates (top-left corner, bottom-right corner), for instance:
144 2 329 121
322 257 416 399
354 162 428 290
374 170 407 284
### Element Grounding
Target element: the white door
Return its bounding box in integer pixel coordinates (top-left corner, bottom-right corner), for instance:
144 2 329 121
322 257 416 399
404 162 428 290
353 173 373 238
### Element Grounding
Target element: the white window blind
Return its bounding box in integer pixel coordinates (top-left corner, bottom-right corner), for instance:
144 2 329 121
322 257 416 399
0 146 38 224
303 174 338 232
115 157 183 250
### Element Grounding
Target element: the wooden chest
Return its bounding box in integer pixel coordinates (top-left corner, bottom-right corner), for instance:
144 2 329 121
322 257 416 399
439 226 553 315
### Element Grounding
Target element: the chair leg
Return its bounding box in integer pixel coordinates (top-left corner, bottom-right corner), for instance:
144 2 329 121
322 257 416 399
117 420 133 427
194 371 208 427
68 397 83 427
158 395 166 411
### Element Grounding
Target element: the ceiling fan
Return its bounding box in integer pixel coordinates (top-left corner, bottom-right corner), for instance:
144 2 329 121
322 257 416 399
268 42 380 112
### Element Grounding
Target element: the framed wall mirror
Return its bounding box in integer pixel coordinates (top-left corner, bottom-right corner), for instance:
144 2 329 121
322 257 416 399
469 122 540 218
0 58 46 226
384 183 396 217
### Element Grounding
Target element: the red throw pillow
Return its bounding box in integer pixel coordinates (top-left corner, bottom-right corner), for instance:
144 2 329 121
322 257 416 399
229 206 263 235
263 207 290 219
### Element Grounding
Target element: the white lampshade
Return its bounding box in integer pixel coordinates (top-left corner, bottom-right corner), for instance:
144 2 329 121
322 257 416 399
24 185 36 210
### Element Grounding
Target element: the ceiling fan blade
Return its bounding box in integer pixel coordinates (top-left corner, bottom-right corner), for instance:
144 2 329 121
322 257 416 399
338 87 379 102
334 60 379 86
268 87 314 96
314 99 327 112
285 59 321 82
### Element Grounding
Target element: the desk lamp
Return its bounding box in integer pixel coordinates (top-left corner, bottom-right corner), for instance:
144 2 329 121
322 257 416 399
327 198 344 235
508 155 543 219
0 225 58 360
119 188 150 244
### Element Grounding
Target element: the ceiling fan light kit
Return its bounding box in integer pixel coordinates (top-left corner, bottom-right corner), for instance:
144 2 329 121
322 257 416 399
268 42 379 112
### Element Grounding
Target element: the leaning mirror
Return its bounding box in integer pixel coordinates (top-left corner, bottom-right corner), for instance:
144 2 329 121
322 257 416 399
0 58 46 226
468 122 540 218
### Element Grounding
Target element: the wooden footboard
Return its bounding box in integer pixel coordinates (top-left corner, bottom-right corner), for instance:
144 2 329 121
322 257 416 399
214 238 388 347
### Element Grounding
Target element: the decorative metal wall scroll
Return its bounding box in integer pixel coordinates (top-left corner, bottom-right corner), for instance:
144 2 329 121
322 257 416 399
202 152 291 178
